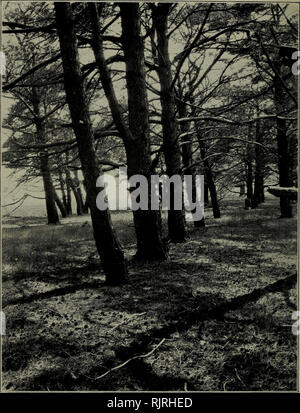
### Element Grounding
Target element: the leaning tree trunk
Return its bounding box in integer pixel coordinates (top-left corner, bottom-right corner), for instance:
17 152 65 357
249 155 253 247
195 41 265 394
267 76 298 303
55 2 128 285
274 72 293 218
253 115 265 208
154 5 186 242
89 2 167 260
54 190 67 218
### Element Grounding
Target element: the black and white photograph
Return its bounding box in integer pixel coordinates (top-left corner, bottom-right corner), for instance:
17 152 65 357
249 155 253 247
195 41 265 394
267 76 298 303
1 1 299 393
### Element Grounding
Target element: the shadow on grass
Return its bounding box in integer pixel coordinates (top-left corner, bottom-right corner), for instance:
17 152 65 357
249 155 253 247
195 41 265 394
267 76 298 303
2 198 297 391
3 280 103 308
2 261 100 284
3 335 78 373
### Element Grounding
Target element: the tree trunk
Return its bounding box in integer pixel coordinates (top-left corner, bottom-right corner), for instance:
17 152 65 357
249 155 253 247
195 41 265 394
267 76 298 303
245 140 254 209
177 100 204 228
154 5 186 242
253 115 265 208
74 189 83 215
82 181 89 214
58 170 68 214
205 164 220 218
32 87 59 225
246 160 253 201
120 4 169 257
65 167 83 216
89 2 167 261
39 152 60 224
274 73 293 218
55 2 128 285
239 184 245 197
204 183 209 206
55 191 67 218
206 174 220 218
73 170 85 214
65 170 72 215
196 128 221 219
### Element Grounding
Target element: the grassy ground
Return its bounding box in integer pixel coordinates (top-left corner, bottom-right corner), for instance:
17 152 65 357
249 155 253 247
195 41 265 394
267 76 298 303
2 198 298 391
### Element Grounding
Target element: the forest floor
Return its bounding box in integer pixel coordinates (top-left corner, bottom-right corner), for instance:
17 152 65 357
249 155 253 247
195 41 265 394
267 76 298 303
2 198 298 391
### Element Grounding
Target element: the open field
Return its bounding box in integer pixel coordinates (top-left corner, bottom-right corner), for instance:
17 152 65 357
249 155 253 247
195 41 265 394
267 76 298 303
2 198 297 391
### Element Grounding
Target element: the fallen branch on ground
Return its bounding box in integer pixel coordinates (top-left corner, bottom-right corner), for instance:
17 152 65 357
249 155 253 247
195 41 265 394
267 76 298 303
93 338 166 380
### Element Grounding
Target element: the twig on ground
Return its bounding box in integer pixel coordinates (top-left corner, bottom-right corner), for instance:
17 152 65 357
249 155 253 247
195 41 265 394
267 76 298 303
44 305 63 317
108 312 147 333
234 368 246 386
223 378 230 391
35 302 62 317
93 338 166 380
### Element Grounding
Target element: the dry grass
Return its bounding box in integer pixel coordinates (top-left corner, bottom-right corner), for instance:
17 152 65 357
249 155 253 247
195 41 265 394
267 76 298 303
2 198 297 391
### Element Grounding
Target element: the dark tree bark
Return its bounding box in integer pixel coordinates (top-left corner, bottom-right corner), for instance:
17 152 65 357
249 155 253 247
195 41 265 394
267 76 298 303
82 180 89 214
54 190 67 218
204 183 209 206
32 87 59 225
206 175 220 218
120 3 169 257
245 138 254 209
73 170 85 213
65 167 83 216
63 154 72 215
65 169 72 215
196 128 221 219
246 160 253 201
73 187 83 215
239 184 245 197
274 72 293 218
58 170 68 214
39 151 60 224
77 185 84 212
253 116 265 208
55 2 128 285
89 2 167 260
153 4 186 242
